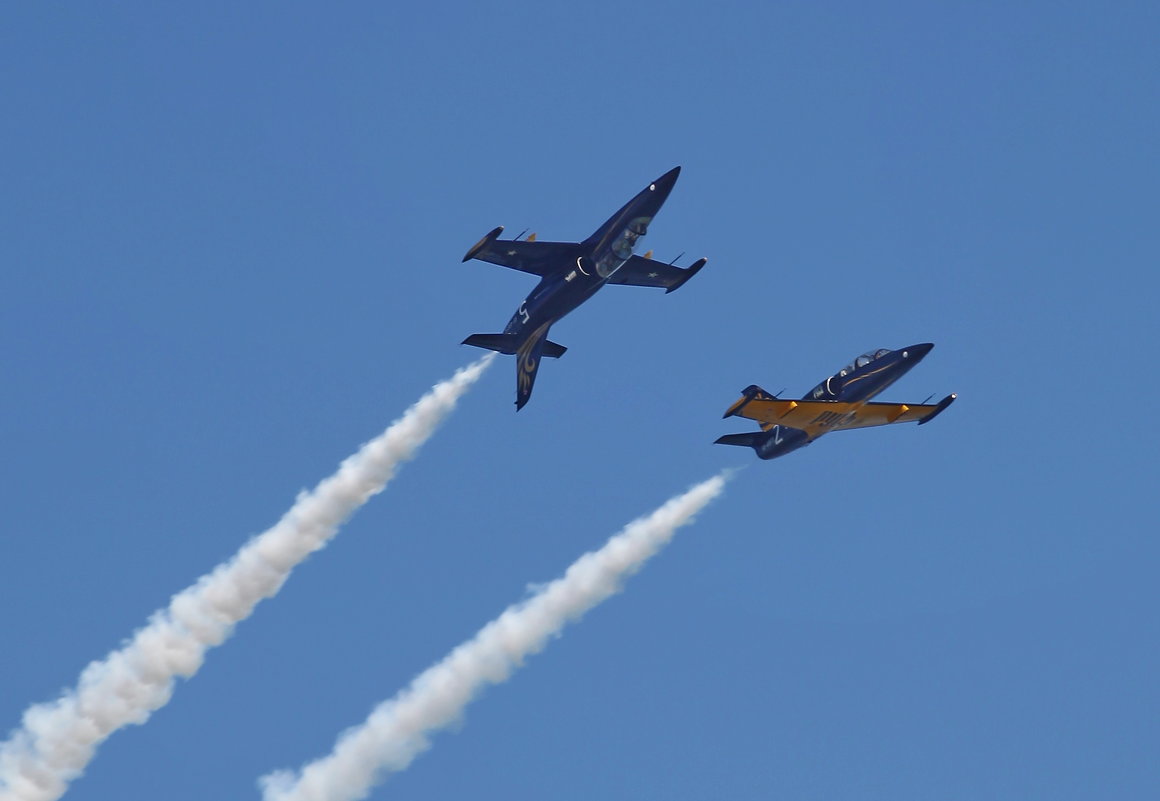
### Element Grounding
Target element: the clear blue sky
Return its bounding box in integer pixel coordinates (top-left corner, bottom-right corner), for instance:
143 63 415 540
2 2 1156 799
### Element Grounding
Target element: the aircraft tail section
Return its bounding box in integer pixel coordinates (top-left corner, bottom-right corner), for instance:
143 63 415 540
541 340 567 358
515 325 555 410
463 333 567 359
463 333 519 355
714 432 768 449
715 425 810 460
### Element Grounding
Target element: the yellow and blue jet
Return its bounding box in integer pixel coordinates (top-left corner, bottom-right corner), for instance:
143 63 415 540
461 166 706 409
716 343 956 460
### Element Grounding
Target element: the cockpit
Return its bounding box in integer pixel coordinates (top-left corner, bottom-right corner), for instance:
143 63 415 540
599 216 651 277
611 217 649 262
808 348 892 399
838 348 892 377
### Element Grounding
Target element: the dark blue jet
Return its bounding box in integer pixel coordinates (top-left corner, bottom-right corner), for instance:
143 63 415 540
716 343 956 460
461 166 706 409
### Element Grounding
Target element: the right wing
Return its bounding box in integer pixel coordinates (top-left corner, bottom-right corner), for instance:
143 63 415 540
606 255 707 293
463 226 581 277
827 398 957 431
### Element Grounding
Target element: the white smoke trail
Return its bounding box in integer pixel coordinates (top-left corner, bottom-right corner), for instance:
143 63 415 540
259 472 729 801
0 355 495 801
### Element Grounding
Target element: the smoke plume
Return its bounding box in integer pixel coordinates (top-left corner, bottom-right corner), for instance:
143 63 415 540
260 471 728 801
0 355 494 801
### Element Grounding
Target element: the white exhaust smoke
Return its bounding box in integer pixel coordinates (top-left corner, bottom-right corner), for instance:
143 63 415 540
259 471 729 801
0 355 494 801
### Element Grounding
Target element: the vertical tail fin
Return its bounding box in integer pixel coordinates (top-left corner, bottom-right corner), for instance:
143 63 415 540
515 326 552 410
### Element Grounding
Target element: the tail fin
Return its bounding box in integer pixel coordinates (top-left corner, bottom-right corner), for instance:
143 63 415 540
515 326 556 410
463 333 566 359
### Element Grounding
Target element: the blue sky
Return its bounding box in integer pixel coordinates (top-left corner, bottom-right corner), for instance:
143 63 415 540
2 2 1156 799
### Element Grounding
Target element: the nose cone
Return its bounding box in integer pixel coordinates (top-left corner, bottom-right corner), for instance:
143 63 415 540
647 166 681 202
901 342 934 362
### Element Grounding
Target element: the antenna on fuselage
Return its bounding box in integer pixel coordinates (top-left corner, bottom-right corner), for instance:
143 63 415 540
775 388 786 398
921 393 935 405
513 228 529 241
667 251 685 266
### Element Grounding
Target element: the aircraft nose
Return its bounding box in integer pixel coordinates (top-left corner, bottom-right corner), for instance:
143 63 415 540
649 166 681 196
902 343 934 361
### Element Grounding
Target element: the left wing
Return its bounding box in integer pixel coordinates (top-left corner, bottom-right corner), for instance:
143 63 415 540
725 393 956 439
606 255 707 293
463 226 581 277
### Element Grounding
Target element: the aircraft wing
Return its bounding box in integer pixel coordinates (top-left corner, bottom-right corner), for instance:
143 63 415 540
827 398 956 431
463 226 581 277
725 394 956 439
606 255 707 293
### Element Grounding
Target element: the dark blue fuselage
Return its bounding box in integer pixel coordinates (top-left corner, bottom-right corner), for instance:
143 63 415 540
806 343 934 404
501 167 681 345
750 343 934 459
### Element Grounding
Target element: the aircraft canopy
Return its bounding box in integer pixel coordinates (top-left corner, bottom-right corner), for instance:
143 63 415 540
840 348 892 376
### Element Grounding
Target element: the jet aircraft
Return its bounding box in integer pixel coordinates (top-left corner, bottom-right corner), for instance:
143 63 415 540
461 166 706 409
715 343 956 460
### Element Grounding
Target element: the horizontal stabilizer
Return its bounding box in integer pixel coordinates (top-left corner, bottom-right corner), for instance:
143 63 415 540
462 333 518 355
542 340 567 359
463 334 567 359
714 432 766 448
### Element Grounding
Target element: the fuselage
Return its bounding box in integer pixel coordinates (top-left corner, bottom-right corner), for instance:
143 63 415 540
753 343 934 459
502 167 681 345
806 343 933 405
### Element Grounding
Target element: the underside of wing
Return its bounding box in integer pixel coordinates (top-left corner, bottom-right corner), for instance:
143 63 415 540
463 226 580 277
726 398 859 439
827 401 943 431
724 394 956 439
606 255 707 293
833 395 958 430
